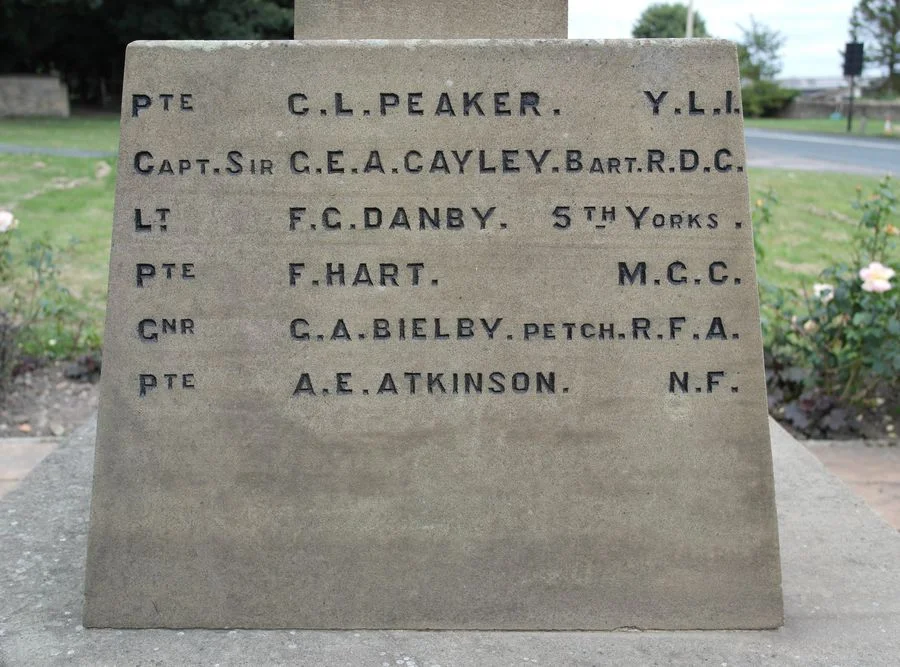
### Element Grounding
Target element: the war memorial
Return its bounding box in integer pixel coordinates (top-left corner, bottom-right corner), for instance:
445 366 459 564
1 1 898 663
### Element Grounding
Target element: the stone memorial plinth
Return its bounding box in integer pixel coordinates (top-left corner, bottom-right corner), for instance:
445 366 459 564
295 0 568 38
84 38 782 629
5 420 899 663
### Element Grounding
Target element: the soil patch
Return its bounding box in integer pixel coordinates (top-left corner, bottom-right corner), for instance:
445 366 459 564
0 361 99 439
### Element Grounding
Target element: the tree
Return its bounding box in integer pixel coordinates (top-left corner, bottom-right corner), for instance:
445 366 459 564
850 0 900 94
735 17 796 117
632 3 709 39
0 0 294 106
738 17 786 82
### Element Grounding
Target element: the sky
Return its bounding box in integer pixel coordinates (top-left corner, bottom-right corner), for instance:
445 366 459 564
568 1 860 80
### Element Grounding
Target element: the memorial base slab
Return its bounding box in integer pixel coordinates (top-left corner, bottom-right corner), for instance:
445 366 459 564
1 419 898 665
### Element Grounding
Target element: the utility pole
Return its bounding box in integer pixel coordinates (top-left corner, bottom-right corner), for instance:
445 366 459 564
843 42 864 133
847 75 855 133
686 0 695 38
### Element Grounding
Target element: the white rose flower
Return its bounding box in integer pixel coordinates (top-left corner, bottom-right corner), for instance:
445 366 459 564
812 283 834 304
859 262 895 293
0 210 18 233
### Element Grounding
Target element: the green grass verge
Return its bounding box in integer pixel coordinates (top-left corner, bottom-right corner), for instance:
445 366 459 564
0 119 896 355
748 169 896 290
8 115 896 149
744 116 900 139
0 114 120 152
0 153 114 326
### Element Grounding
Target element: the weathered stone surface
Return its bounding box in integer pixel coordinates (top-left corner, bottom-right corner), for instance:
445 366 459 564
295 0 568 39
0 75 69 118
84 39 781 629
6 419 896 664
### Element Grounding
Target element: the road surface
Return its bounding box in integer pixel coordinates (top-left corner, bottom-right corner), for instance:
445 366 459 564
1 129 898 175
745 128 899 175
0 143 114 158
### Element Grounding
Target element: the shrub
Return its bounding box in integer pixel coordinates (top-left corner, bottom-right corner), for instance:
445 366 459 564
741 81 798 118
751 188 778 264
0 209 101 394
762 177 899 433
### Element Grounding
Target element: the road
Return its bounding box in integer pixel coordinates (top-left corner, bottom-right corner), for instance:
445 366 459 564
1 129 898 175
744 128 900 175
0 143 114 158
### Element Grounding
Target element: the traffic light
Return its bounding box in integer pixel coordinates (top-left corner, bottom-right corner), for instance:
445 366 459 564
844 42 864 77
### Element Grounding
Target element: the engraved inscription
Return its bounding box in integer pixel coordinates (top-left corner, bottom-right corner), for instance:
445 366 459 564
117 44 759 406
87 41 781 632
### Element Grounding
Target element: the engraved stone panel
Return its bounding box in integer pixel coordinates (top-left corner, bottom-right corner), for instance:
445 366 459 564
84 39 783 630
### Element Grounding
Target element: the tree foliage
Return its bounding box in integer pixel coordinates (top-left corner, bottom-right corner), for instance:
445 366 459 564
735 16 795 118
738 17 786 82
0 0 294 106
632 3 709 39
850 0 900 93
740 80 798 118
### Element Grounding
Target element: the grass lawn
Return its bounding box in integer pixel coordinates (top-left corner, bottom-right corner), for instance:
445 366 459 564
0 152 114 343
744 116 899 140
0 114 120 152
0 114 897 353
748 169 896 289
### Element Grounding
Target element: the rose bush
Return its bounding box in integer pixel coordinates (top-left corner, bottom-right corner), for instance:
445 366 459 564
762 177 899 436
0 209 99 393
1 210 20 388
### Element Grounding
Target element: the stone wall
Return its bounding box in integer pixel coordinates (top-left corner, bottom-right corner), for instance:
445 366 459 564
0 75 70 118
783 98 900 121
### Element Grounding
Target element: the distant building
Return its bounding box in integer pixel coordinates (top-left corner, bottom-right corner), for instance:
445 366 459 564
777 76 877 98
774 76 899 121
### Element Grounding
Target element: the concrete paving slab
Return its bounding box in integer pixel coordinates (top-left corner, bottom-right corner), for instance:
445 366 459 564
0 438 60 500
806 440 900 531
1 418 899 665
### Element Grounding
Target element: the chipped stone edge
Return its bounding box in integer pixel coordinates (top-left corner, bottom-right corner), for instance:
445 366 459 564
126 38 738 52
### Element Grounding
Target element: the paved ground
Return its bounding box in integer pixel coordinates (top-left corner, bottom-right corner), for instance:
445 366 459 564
807 441 900 530
744 128 900 175
0 437 60 499
2 418 898 664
